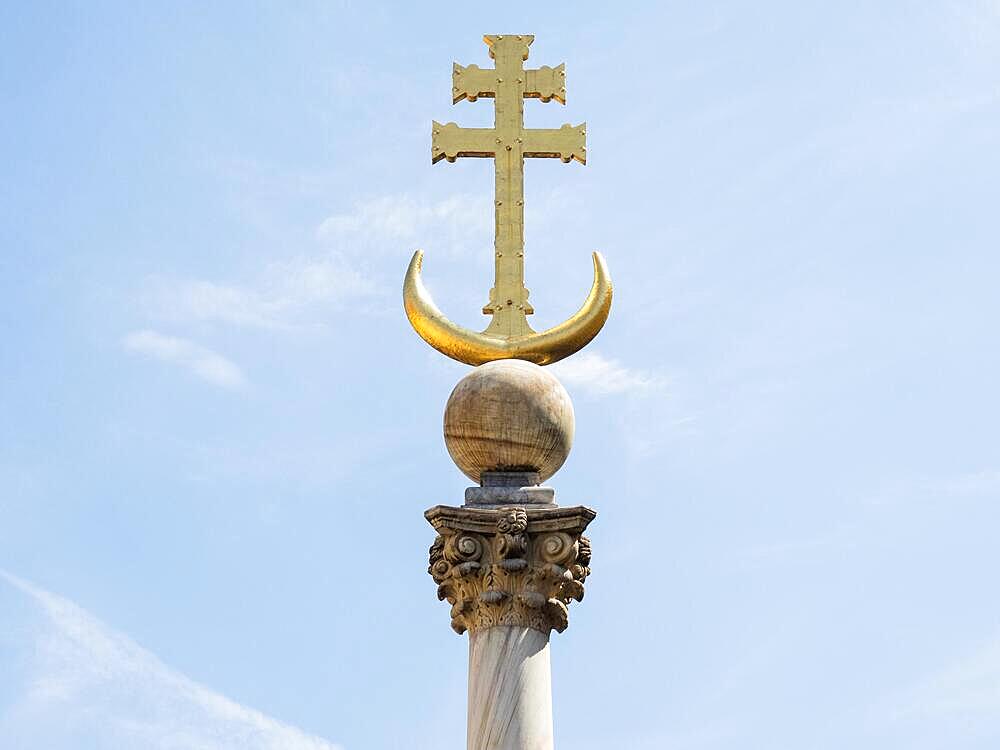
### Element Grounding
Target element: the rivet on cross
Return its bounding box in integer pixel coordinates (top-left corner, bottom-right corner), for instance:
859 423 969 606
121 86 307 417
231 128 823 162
431 34 587 339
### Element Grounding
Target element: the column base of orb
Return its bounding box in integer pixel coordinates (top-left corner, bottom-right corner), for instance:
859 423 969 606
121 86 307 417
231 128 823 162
468 625 553 750
464 470 556 508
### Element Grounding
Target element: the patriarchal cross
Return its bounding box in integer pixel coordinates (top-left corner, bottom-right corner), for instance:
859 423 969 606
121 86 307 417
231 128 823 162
432 34 586 339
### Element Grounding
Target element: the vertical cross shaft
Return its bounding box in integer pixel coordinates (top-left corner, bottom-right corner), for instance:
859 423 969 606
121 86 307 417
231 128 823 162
491 36 531 338
432 35 587 339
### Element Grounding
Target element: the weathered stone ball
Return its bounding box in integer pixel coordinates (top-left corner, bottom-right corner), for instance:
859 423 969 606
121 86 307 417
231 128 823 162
444 359 575 484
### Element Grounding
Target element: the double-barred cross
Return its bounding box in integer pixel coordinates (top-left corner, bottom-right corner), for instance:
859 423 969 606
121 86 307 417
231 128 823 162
432 34 587 339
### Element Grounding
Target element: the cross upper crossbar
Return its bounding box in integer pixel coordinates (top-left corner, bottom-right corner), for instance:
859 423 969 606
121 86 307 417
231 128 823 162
430 34 586 339
451 62 567 104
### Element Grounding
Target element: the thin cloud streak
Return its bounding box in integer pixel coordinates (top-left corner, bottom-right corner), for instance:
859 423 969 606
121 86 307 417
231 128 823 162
890 632 1000 724
317 192 492 251
146 255 380 331
0 571 342 750
123 330 246 389
551 351 665 396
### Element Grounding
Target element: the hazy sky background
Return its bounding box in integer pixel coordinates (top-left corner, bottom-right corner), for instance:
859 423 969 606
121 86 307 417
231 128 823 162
2 2 999 748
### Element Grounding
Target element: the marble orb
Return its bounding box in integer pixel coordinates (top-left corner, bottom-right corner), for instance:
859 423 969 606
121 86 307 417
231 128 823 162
444 360 575 484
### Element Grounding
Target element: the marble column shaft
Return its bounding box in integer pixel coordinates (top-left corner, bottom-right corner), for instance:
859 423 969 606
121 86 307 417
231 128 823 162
468 626 553 750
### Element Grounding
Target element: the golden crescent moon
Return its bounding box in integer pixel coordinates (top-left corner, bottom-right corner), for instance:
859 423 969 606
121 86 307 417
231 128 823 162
403 250 612 366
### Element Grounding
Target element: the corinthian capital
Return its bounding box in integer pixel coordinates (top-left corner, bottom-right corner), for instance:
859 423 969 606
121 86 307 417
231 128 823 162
425 505 595 636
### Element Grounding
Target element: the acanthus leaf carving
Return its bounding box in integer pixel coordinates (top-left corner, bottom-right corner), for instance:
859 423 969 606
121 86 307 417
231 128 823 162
425 504 595 636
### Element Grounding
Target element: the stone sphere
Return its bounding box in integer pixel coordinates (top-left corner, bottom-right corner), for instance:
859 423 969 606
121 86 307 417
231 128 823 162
444 359 575 484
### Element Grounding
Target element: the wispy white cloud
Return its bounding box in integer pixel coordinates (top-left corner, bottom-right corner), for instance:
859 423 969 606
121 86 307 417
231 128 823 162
148 256 380 331
0 571 342 750
317 192 493 256
933 469 1000 497
155 279 281 329
123 330 246 389
551 351 665 396
890 632 1000 724
864 469 1000 507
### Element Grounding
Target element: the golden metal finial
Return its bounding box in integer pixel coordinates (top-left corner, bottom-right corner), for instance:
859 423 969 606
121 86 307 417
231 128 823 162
404 34 612 366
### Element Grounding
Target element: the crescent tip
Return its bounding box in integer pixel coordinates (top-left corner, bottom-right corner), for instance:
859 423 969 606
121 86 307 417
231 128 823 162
402 250 504 366
518 253 613 366
406 249 424 278
591 251 611 297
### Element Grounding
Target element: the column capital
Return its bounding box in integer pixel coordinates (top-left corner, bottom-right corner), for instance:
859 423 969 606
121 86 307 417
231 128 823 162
426 505 595 636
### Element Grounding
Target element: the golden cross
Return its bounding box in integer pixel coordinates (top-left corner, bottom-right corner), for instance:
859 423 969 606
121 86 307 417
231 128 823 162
432 34 587 339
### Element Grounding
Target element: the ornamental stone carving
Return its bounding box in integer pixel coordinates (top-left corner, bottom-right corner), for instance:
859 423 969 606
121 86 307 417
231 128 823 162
425 504 595 635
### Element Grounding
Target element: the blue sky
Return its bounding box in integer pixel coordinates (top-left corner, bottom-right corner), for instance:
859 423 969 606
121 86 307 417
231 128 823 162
2 2 999 748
